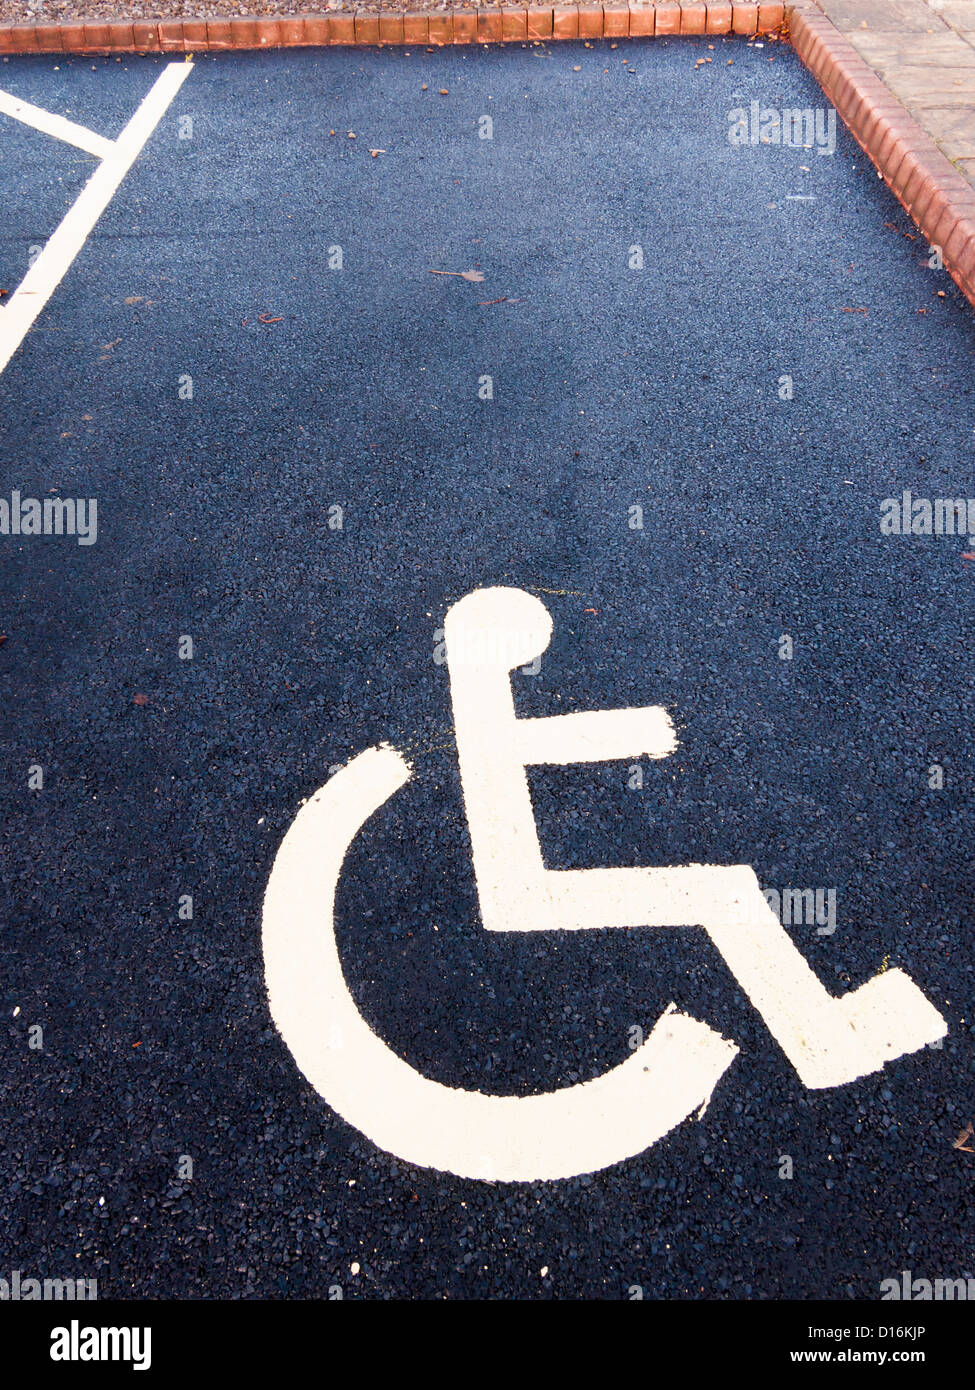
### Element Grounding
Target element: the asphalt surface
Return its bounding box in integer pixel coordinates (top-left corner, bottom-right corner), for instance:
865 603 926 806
1 35 974 1302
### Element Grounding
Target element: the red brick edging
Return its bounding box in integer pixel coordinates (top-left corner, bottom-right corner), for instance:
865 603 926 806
789 2 975 308
0 4 786 53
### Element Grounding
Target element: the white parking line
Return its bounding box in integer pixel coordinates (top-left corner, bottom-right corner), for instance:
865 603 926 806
0 62 193 377
0 89 115 161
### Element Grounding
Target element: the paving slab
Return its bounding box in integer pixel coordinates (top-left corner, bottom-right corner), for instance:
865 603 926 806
929 0 975 37
914 102 975 158
847 30 975 70
814 0 950 33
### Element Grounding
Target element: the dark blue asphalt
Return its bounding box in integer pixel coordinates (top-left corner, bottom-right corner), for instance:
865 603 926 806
1 35 974 1300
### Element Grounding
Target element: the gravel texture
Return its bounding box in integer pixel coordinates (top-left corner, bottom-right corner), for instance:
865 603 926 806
3 1 499 21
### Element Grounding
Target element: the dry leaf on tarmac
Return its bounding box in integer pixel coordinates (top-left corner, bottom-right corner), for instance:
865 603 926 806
952 1122 974 1152
133 693 149 706
429 269 485 282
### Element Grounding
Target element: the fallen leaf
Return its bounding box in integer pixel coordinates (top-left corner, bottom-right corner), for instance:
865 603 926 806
962 552 975 561
133 693 149 706
429 268 485 282
840 306 868 313
439 89 449 95
0 634 7 646
953 1122 974 1152
258 314 283 324
124 296 143 305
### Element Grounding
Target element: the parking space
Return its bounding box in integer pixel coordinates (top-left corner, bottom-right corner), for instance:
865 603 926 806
1 36 974 1299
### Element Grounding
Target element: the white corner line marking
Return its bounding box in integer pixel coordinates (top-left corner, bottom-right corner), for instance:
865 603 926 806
0 62 193 377
0 89 116 161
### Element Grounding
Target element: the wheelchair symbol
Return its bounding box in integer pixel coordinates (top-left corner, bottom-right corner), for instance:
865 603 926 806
262 587 946 1182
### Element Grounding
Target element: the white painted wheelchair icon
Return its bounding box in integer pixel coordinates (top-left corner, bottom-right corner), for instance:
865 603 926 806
262 587 946 1182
